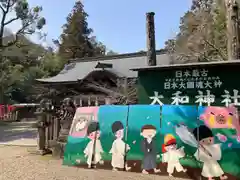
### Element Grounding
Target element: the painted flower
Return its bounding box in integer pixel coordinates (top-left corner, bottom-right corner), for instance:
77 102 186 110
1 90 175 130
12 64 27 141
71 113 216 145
76 159 81 164
216 133 227 142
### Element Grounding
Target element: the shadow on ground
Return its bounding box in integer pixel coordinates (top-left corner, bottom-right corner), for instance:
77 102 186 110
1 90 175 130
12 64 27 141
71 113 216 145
0 121 37 145
72 160 237 180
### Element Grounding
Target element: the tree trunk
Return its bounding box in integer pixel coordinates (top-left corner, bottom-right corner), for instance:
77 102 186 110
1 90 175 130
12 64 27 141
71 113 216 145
226 0 240 60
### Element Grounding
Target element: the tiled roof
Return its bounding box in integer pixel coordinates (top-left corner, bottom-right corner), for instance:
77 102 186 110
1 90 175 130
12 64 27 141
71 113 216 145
36 50 171 83
131 59 240 71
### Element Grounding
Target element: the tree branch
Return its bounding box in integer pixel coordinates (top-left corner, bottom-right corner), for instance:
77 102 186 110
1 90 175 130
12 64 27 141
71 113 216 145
4 17 19 26
6 0 11 12
0 0 13 47
202 39 227 60
2 22 31 48
0 4 5 13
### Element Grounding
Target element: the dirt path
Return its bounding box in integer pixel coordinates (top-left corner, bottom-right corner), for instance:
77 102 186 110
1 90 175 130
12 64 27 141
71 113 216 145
0 145 190 180
0 121 37 146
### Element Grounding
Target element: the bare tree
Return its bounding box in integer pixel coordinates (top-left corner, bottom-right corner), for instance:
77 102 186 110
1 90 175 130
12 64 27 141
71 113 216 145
164 0 228 63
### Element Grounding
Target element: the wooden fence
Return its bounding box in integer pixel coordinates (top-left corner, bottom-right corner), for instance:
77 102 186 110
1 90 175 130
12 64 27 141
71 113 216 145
44 112 61 148
0 111 19 121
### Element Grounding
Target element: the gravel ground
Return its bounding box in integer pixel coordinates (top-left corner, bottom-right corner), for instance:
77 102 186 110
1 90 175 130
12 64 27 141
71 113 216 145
0 145 190 180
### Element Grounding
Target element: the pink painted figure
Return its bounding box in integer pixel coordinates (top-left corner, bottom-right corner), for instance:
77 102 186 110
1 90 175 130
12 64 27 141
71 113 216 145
70 107 99 138
199 105 240 142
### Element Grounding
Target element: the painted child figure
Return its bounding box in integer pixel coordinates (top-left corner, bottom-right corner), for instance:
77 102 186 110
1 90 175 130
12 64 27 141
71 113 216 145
109 121 131 171
83 121 104 168
140 124 161 174
161 134 187 177
193 125 228 180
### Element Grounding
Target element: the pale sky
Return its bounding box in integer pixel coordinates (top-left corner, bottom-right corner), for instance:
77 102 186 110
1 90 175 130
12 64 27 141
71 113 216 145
3 0 192 53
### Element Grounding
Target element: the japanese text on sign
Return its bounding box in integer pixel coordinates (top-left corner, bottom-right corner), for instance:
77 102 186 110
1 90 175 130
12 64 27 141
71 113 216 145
164 69 222 90
149 90 240 106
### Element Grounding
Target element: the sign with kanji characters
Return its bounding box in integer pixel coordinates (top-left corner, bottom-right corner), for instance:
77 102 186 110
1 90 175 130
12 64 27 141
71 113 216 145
137 63 240 107
163 69 222 90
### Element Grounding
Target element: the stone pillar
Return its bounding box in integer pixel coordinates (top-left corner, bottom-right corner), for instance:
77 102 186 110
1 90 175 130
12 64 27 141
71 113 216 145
34 100 52 155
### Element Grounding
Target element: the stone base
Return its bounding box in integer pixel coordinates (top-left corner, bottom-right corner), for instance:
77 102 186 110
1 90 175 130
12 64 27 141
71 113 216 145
37 148 52 156
52 142 66 159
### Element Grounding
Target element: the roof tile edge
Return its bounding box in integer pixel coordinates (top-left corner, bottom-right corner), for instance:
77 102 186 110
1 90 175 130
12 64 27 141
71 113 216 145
131 59 240 71
69 49 167 63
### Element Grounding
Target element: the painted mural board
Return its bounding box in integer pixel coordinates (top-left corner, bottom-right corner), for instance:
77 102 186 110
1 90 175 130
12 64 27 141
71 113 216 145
98 105 129 170
197 106 240 178
62 105 240 179
137 64 240 107
63 106 99 167
161 105 199 178
126 105 161 174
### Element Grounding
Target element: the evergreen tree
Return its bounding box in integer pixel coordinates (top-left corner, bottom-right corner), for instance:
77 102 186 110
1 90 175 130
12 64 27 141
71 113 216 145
0 0 46 104
58 1 106 60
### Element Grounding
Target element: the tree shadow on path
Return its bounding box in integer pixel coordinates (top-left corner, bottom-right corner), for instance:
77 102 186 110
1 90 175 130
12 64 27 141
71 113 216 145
0 121 37 144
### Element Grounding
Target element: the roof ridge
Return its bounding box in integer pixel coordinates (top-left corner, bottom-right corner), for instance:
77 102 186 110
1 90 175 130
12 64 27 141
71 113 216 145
131 59 240 71
69 49 167 63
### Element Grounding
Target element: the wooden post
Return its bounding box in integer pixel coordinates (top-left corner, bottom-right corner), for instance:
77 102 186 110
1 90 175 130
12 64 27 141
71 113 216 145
53 116 60 140
73 99 77 106
146 12 157 66
226 0 240 60
88 97 91 106
123 78 128 104
95 97 99 106
79 98 83 107
105 98 111 105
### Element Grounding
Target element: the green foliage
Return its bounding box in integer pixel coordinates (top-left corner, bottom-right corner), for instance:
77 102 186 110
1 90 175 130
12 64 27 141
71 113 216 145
40 52 66 77
0 0 48 103
0 0 46 48
164 0 228 63
58 1 106 60
0 0 111 104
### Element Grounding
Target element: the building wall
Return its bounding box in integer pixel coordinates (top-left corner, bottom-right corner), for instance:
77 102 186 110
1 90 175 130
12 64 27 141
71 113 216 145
137 64 240 107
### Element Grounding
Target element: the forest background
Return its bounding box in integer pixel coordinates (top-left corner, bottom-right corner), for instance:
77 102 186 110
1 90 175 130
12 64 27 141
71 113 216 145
0 0 235 104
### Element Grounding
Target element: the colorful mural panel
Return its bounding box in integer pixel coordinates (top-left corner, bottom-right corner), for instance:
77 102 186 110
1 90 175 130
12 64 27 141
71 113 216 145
198 106 240 179
126 105 161 174
161 105 199 178
98 105 129 170
63 105 240 180
63 106 99 167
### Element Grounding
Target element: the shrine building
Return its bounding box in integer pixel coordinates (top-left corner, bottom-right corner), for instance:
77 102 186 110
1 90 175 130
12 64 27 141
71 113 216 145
36 50 171 106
